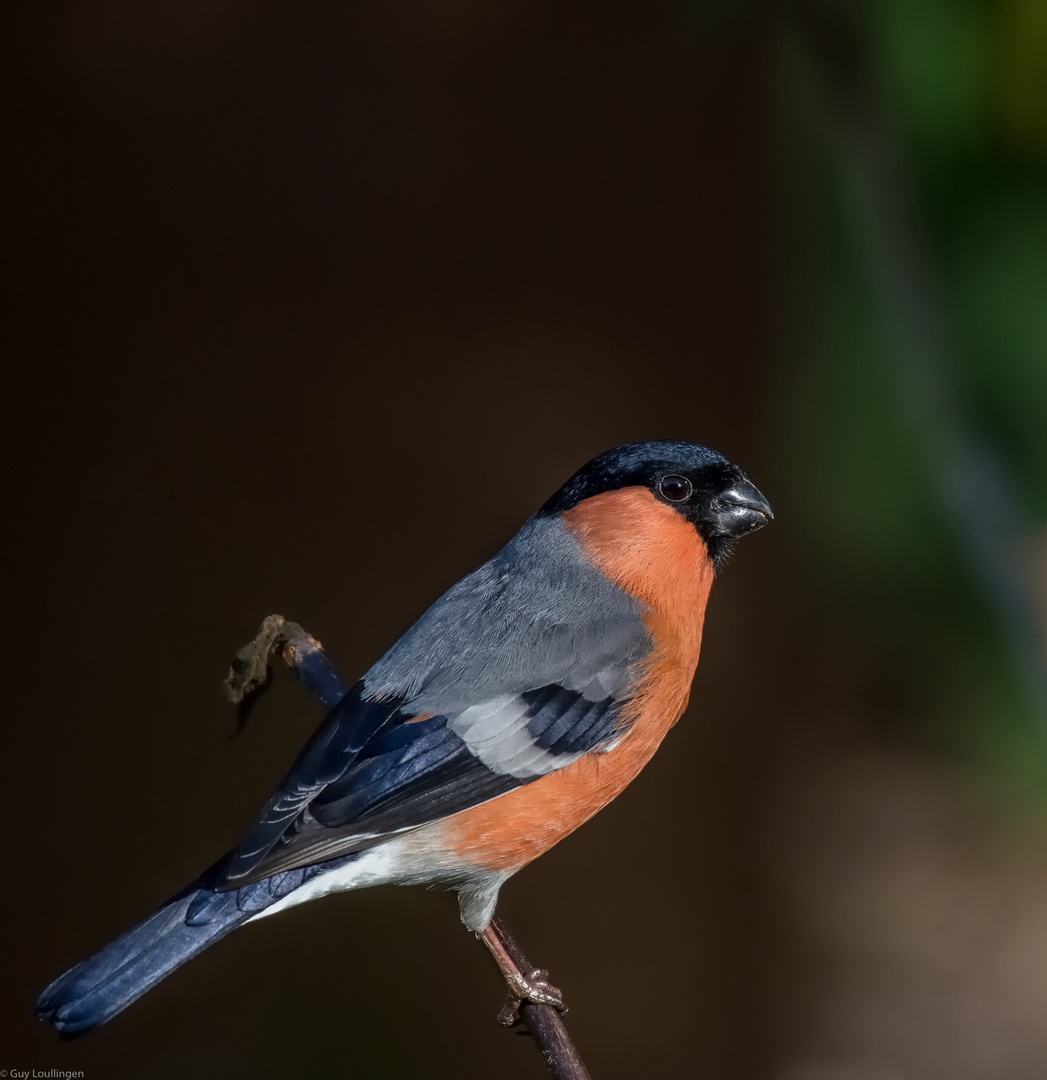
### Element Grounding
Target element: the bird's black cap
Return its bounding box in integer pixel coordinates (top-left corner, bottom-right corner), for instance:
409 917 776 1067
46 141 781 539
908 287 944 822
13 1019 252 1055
540 441 772 566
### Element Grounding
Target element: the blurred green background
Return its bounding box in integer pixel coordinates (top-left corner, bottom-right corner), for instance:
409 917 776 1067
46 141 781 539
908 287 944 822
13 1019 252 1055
5 0 1046 1077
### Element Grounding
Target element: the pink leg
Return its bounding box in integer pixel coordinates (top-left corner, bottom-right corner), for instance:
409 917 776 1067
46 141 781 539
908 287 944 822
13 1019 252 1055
479 919 566 1026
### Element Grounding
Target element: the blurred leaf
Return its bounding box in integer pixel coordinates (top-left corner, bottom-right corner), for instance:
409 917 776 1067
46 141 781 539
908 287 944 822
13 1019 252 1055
993 0 1047 157
877 0 990 160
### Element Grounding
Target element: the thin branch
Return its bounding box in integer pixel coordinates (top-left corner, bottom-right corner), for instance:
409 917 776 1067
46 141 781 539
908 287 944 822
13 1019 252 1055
226 616 594 1078
225 613 349 725
485 915 593 1080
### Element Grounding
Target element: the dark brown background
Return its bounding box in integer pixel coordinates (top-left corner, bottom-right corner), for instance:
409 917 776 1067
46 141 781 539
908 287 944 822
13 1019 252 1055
6 1 1047 1078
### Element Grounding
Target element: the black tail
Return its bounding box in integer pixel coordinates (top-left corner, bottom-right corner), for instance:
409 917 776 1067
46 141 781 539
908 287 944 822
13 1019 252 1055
36 864 321 1035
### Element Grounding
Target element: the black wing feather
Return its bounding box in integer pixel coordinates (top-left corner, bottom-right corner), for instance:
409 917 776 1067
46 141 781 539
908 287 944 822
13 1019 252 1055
222 680 627 887
221 684 404 883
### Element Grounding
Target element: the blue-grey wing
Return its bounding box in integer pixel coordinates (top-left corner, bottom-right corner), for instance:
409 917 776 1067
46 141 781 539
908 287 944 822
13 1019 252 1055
220 515 651 887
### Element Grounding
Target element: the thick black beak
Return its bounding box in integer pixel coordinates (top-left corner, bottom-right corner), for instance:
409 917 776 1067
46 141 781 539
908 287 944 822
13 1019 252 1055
706 477 773 539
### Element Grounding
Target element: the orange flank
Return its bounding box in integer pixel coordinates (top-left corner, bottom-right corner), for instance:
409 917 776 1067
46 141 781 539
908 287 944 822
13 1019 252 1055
442 486 714 872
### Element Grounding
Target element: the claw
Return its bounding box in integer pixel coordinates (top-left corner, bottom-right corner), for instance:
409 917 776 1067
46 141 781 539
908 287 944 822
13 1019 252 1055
496 968 566 1027
479 918 570 1028
497 997 522 1028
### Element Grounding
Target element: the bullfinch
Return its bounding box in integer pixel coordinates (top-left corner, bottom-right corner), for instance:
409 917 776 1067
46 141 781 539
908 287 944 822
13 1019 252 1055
37 440 771 1035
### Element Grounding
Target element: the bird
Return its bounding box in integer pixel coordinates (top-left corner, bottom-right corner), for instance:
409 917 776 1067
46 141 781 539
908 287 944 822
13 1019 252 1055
37 440 771 1036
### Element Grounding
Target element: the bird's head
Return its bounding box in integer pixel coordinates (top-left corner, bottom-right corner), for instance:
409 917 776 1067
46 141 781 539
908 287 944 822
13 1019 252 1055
541 440 772 569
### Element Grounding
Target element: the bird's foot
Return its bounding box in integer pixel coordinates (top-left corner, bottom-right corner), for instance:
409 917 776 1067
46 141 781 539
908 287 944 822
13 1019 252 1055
496 968 565 1027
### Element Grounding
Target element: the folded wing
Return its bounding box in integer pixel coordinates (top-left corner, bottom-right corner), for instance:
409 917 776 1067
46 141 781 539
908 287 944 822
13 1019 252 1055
221 513 652 888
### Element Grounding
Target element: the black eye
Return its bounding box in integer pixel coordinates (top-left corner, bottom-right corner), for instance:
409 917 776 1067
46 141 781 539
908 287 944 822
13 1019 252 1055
658 474 693 502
